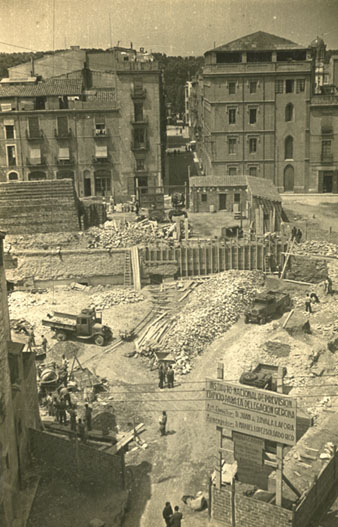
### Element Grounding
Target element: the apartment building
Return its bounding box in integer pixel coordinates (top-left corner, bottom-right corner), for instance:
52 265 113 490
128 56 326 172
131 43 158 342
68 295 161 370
0 46 166 200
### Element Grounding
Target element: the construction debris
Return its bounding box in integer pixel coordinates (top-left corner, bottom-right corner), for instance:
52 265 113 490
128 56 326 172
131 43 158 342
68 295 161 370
90 289 144 310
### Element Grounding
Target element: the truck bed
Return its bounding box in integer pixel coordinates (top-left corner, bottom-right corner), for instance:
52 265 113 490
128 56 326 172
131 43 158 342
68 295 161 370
42 317 76 330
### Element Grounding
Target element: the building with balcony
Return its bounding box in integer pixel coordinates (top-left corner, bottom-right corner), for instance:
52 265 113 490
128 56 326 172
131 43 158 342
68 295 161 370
0 232 40 526
0 46 166 200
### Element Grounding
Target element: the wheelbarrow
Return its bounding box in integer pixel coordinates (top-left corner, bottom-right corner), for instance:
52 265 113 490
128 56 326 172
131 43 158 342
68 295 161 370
119 329 136 342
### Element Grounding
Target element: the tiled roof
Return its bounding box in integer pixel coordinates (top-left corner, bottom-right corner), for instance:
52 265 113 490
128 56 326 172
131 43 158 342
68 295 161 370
190 175 281 202
0 78 83 97
207 31 305 53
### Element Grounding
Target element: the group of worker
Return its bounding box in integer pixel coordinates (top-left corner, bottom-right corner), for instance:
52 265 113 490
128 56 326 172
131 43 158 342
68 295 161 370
27 329 48 354
305 277 334 313
291 226 303 243
46 388 92 442
158 363 175 389
162 502 183 527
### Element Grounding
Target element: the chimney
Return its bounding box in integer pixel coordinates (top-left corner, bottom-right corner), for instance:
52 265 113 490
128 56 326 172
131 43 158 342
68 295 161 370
130 42 133 49
31 56 35 76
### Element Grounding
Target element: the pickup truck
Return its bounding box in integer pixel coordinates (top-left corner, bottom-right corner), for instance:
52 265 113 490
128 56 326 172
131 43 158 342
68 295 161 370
244 290 292 325
42 308 112 346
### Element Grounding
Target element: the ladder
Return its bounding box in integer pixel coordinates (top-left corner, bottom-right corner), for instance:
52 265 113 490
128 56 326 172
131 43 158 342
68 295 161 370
124 251 132 287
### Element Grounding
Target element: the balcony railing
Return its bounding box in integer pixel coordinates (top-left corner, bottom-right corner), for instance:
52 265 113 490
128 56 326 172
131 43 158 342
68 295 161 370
26 156 46 166
131 140 150 152
92 155 111 164
55 128 72 139
321 153 334 163
26 129 43 141
56 156 74 166
93 128 108 137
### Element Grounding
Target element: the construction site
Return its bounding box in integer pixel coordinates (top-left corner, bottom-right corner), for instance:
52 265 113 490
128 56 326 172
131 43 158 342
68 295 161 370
1 174 338 527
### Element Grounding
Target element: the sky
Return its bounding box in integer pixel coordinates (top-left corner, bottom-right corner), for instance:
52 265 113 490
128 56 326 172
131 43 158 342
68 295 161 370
1 0 338 56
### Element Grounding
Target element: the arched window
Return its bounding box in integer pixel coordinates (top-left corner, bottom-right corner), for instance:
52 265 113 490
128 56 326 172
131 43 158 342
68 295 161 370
28 171 46 181
285 103 294 122
56 170 74 180
8 171 18 181
285 136 293 160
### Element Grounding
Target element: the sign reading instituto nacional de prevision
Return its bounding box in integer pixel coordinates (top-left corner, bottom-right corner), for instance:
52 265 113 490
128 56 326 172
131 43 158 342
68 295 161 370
206 379 297 446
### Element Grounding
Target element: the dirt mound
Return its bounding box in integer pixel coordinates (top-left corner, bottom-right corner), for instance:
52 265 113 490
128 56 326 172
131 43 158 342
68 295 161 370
50 341 82 360
263 340 291 357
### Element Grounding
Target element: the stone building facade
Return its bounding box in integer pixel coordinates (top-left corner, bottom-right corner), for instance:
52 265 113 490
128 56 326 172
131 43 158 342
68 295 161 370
0 47 166 201
189 31 338 193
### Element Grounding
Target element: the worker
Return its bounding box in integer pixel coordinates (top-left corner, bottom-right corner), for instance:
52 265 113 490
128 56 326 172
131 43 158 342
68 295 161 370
296 228 303 243
59 398 67 425
46 393 54 417
59 385 71 406
170 506 183 527
135 200 140 217
305 294 312 314
84 403 93 431
41 335 48 354
77 418 86 442
159 363 165 389
159 410 167 436
162 502 173 527
310 292 320 304
53 394 60 422
291 226 297 241
27 331 35 352
327 276 333 296
167 365 174 389
61 354 69 370
68 405 77 432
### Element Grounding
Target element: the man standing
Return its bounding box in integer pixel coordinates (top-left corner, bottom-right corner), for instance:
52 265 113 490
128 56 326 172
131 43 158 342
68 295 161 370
68 405 77 432
159 411 167 436
78 418 86 442
27 331 35 352
41 335 48 354
162 502 173 527
167 365 174 389
159 364 165 389
305 294 312 314
84 403 93 431
170 506 183 527
59 397 67 425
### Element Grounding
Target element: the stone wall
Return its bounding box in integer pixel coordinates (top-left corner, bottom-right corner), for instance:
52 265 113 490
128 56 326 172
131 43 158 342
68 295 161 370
29 428 125 490
0 179 80 234
287 255 328 283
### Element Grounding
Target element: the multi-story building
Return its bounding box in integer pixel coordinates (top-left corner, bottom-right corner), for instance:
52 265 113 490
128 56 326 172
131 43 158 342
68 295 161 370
0 46 166 200
191 31 314 192
0 232 40 526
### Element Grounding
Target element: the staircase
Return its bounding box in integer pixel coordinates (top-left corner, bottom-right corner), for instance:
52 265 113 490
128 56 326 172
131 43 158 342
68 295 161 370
123 251 132 287
0 179 80 234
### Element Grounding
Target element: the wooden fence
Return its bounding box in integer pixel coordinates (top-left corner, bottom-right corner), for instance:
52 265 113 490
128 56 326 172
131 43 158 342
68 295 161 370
142 240 286 278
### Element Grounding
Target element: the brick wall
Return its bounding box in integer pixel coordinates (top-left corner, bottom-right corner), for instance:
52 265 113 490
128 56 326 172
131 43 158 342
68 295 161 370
212 485 294 527
29 428 125 490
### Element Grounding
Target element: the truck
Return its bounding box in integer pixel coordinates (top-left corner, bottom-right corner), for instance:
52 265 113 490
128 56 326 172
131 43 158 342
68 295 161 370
42 308 112 346
239 363 287 392
244 290 292 325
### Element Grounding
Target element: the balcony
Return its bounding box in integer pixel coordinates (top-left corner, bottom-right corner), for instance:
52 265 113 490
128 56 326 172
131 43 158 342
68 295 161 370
131 87 147 99
92 155 111 164
131 140 150 152
54 128 72 139
56 156 74 166
131 115 148 126
321 153 334 164
93 128 108 138
26 129 43 141
26 156 47 166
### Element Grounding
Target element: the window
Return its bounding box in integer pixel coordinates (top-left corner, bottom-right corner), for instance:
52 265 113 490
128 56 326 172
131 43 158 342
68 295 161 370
234 193 241 203
228 108 236 124
228 167 237 176
285 80 294 93
29 147 41 164
94 170 111 195
275 80 283 94
322 140 332 155
285 136 293 159
201 193 207 202
249 138 257 153
5 125 14 139
6 145 16 166
28 116 40 138
95 145 108 159
134 103 144 122
296 79 305 93
28 171 46 180
95 118 106 136
136 159 145 171
134 128 145 147
57 116 68 137
8 172 18 181
228 82 236 95
249 166 257 177
58 147 70 161
249 108 257 124
249 81 257 94
228 138 237 154
285 103 294 122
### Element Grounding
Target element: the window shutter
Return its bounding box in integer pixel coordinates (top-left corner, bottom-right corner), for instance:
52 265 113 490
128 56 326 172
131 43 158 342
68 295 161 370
29 148 41 163
59 147 70 160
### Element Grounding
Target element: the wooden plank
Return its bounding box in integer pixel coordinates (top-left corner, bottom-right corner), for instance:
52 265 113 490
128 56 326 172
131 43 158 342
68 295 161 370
185 245 189 277
198 245 201 276
204 244 207 275
110 423 145 454
230 239 233 270
217 243 220 273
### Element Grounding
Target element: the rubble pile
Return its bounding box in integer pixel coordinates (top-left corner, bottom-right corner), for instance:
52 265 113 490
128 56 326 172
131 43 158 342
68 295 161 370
90 289 144 310
294 240 338 258
8 291 47 313
159 271 264 374
85 219 173 249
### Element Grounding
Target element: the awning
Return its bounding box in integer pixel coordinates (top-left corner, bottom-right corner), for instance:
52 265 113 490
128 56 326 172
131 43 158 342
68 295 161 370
95 145 108 158
59 147 70 160
29 148 41 164
1 103 12 111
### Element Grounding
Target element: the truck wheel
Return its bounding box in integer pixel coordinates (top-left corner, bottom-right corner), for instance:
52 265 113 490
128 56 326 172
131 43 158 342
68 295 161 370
56 331 66 342
242 373 258 383
94 334 105 346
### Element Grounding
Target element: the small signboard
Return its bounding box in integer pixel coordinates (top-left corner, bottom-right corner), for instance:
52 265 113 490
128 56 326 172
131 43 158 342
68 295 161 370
206 378 297 446
233 432 264 465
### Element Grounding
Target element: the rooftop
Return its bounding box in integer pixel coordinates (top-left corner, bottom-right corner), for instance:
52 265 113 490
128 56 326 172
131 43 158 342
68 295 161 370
0 78 83 98
206 31 306 54
190 175 281 202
